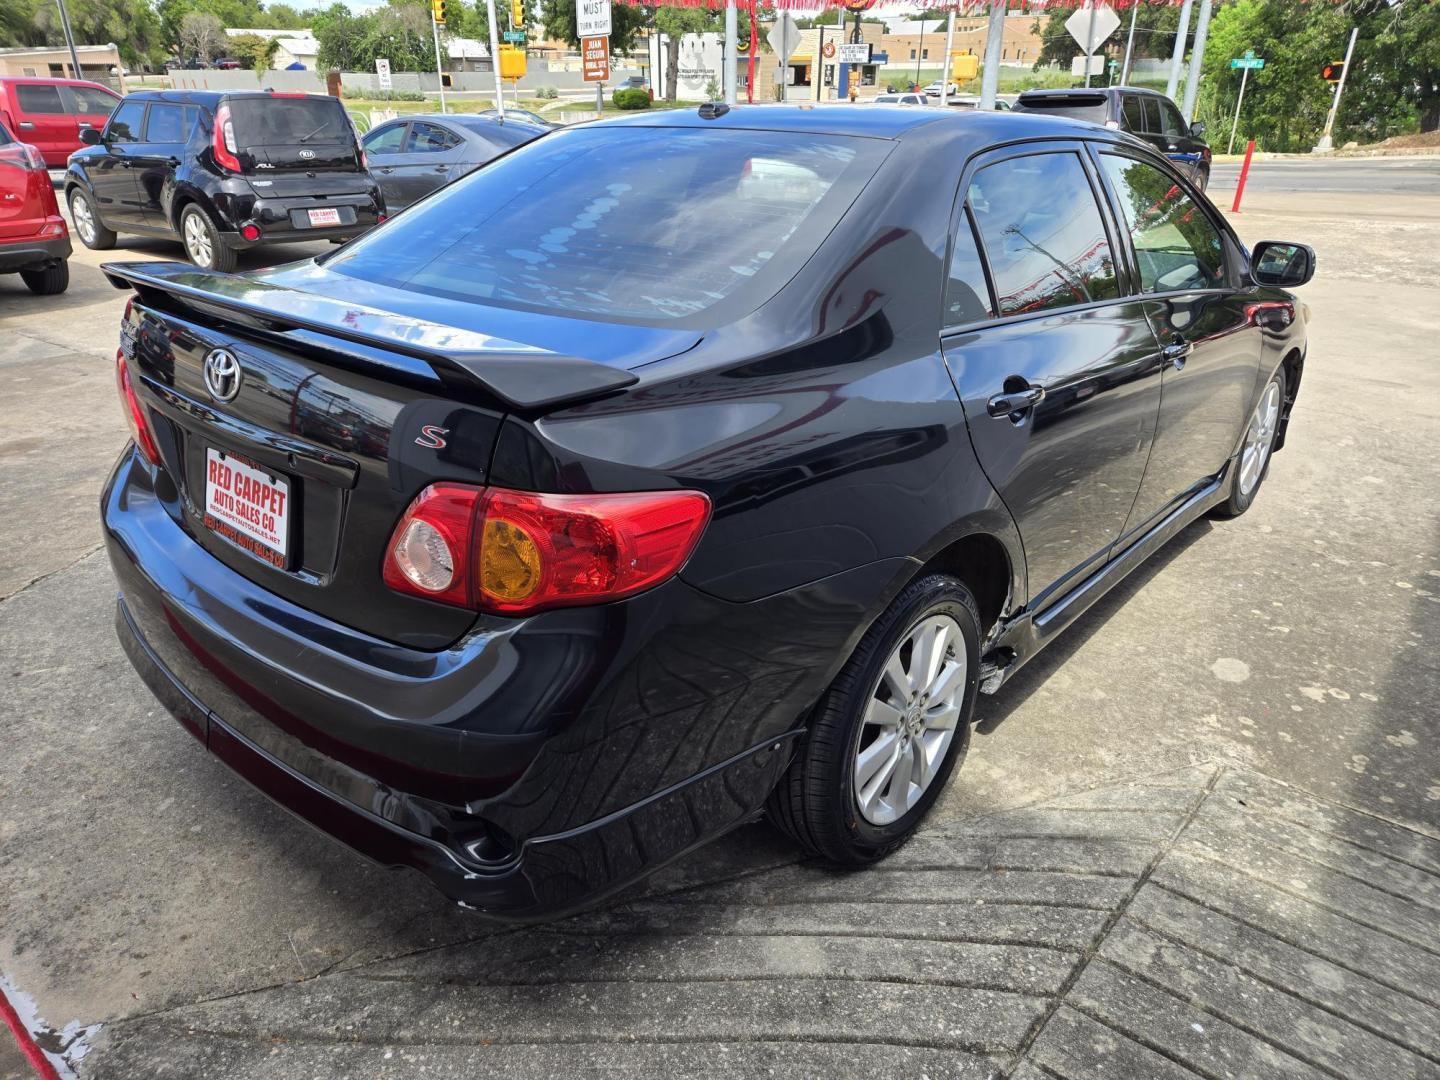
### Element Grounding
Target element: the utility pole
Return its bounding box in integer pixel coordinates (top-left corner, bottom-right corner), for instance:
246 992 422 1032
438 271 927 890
915 19 924 88
1119 1 1137 85
431 9 448 113
1165 0 1194 101
1314 25 1358 153
485 0 504 117
940 10 955 107
1227 60 1251 155
724 0 737 105
978 0 1005 110
1181 0 1213 122
815 23 824 101
53 0 82 79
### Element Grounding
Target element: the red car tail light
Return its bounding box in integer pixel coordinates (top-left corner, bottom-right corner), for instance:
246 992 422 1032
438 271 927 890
0 142 45 171
382 485 711 615
212 104 242 172
115 349 161 466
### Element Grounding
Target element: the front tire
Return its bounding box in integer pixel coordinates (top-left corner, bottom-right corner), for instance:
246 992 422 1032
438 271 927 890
68 187 115 250
179 204 237 272
1213 367 1285 519
767 573 982 865
20 261 69 295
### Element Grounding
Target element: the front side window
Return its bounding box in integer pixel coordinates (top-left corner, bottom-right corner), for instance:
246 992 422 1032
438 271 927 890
15 84 65 114
106 101 146 144
1099 154 1226 292
326 127 885 325
967 152 1118 317
66 85 120 115
1158 100 1187 138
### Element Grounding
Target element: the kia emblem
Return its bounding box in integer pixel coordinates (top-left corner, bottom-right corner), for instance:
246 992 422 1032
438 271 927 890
298 148 315 159
203 348 242 403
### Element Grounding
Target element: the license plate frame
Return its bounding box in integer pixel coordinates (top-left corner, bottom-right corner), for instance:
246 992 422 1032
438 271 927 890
306 207 342 228
202 447 291 569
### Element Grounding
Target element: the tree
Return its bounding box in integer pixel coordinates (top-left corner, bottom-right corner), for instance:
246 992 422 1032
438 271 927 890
655 6 715 102
539 0 649 56
229 30 281 73
17 0 167 69
180 10 227 63
1343 0 1440 134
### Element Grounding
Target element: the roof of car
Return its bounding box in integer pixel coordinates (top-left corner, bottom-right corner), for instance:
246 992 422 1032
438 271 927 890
120 89 342 105
1017 85 1163 100
589 103 1126 144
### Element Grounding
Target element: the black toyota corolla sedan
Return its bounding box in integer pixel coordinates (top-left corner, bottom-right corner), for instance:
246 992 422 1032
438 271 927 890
101 105 1313 919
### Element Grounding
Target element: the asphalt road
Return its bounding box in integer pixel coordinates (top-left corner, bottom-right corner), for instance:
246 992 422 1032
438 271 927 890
2 186 1438 1078
1210 154 1440 194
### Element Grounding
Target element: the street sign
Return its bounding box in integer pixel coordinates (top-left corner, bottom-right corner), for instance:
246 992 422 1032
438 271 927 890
1232 49 1265 70
581 34 609 81
576 0 610 40
767 13 801 63
1070 55 1104 77
1065 3 1120 56
837 42 871 65
375 57 392 91
503 30 525 43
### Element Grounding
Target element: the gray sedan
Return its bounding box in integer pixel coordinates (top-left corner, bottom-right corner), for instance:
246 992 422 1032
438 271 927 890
361 114 547 210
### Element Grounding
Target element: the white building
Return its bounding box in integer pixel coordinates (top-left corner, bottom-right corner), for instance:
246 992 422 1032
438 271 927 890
224 28 320 70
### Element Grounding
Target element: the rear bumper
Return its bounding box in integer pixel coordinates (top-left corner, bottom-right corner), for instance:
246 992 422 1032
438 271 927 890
223 191 383 249
103 447 902 918
0 232 70 272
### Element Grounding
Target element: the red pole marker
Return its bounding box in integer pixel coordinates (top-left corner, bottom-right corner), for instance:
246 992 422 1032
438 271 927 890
1232 139 1255 214
0 985 61 1080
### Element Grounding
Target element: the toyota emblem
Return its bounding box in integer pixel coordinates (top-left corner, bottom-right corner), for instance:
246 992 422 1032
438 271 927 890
203 348 242 403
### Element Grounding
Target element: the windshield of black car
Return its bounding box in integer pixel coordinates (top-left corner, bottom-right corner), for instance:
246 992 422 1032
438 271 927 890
226 96 353 146
324 126 887 326
1014 98 1109 124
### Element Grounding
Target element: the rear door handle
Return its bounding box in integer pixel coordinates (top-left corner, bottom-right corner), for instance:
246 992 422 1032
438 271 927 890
18 121 35 130
379 166 394 173
434 164 449 172
987 383 1045 419
1161 338 1192 368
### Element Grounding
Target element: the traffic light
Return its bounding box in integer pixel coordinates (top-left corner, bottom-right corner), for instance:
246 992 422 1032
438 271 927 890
1321 61 1344 83
511 0 524 28
499 45 526 79
431 0 446 25
951 52 979 82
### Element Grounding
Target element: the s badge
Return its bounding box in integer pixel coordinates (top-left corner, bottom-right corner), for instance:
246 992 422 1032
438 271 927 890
415 425 449 450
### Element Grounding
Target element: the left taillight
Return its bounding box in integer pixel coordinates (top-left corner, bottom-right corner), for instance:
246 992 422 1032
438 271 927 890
0 142 45 171
382 484 711 615
115 300 161 466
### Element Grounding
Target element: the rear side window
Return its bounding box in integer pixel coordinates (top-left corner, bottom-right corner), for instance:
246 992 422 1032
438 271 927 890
406 122 460 153
326 127 886 326
66 85 119 115
1121 95 1145 132
227 96 352 147
15 84 65 114
945 206 992 326
144 103 189 142
106 101 145 143
967 152 1119 316
1099 154 1226 292
1142 98 1162 135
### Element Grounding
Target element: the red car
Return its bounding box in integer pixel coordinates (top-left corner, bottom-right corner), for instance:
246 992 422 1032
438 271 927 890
0 120 70 294
0 76 121 168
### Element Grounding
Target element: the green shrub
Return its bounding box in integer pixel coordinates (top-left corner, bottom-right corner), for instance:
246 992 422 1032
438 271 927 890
612 87 650 110
536 85 558 100
341 86 425 101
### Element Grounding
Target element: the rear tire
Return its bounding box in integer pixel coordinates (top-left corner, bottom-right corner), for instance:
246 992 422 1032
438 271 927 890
20 261 69 295
180 204 237 273
767 573 981 865
68 187 115 250
1212 367 1286 519
1194 166 1210 192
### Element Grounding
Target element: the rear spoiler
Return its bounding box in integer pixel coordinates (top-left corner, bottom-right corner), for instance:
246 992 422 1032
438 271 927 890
100 261 638 411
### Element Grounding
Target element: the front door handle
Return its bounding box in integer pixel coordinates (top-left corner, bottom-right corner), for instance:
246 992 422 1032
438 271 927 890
379 166 394 173
1161 337 1192 368
987 382 1046 419
434 164 449 172
18 121 34 130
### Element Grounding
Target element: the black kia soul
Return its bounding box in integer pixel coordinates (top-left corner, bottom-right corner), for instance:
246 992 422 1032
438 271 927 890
65 90 383 271
101 106 1312 920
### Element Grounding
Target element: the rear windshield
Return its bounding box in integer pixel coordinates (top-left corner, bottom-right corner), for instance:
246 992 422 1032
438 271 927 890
451 116 541 146
226 96 353 147
1014 96 1109 124
324 126 887 326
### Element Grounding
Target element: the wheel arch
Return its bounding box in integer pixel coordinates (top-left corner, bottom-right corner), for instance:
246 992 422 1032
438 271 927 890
1274 346 1304 453
912 529 1018 641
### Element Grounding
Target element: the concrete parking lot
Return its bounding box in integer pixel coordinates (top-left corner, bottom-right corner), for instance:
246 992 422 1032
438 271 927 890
2 159 1438 1078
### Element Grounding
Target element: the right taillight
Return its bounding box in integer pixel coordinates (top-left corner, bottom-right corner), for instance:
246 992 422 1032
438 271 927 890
212 104 241 172
115 348 161 466
382 484 711 615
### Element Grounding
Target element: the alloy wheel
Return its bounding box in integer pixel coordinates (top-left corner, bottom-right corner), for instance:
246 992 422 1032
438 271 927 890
183 212 213 267
852 613 967 826
70 193 95 245
1238 377 1282 496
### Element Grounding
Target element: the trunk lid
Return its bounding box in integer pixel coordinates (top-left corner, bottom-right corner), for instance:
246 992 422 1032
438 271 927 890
105 260 677 649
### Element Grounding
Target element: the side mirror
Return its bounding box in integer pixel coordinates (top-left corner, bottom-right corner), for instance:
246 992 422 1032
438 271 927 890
1189 120 1206 138
79 126 102 146
1251 240 1315 288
